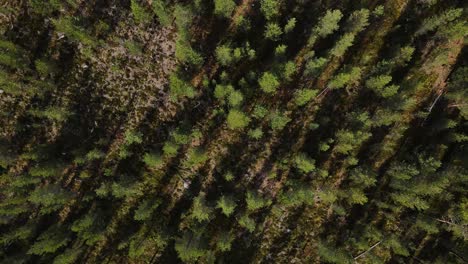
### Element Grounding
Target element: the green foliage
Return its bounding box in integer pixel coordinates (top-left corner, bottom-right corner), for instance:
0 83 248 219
259 72 280 93
228 90 244 107
143 152 164 168
134 199 161 221
284 17 297 33
366 75 399 97
278 180 314 207
214 0 236 18
294 89 317 106
246 191 271 211
305 57 327 77
372 5 384 17
227 109 250 129
238 214 256 232
183 147 208 168
334 129 371 155
35 59 57 77
29 0 61 15
30 163 64 178
260 0 280 20
248 128 263 139
294 153 316 173
175 232 207 262
53 248 83 264
29 107 71 122
330 33 354 57
283 61 296 80
169 74 196 100
252 105 268 119
216 232 234 252
152 0 172 26
217 195 236 216
416 8 463 36
163 141 179 157
124 130 143 145
176 40 204 66
328 67 362 89
190 193 213 222
131 0 152 24
314 9 343 38
346 9 370 33
28 185 72 213
385 236 410 256
111 181 143 199
269 111 291 131
264 23 283 41
446 67 468 118
28 226 70 255
214 84 234 100
366 75 392 89
53 17 96 47
0 224 35 246
125 40 143 55
86 149 105 161
224 171 234 182
215 45 234 66
317 242 352 264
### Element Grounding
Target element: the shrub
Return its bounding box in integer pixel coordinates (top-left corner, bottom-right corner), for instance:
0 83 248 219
28 185 73 214
183 147 208 168
216 232 234 252
86 149 105 161
227 90 243 107
163 141 179 157
260 0 280 20
294 89 317 106
330 33 354 57
227 110 250 129
238 214 256 232
246 191 271 211
131 0 152 24
248 128 263 139
314 9 343 38
416 8 463 36
284 17 297 33
215 45 233 66
214 84 234 100
328 67 361 89
143 152 163 168
270 111 291 131
175 232 207 262
124 131 143 145
264 23 283 41
294 153 316 173
175 40 203 66
366 75 392 90
152 0 171 26
284 61 296 80
190 193 213 222
28 226 70 255
214 0 236 18
216 195 236 216
305 57 327 77
169 74 196 100
224 171 234 181
346 9 370 34
252 105 268 119
259 72 280 93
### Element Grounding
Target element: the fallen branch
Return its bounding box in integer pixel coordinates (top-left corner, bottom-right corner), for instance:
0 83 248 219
354 241 382 260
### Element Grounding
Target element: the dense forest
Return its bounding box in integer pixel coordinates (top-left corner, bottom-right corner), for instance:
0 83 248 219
0 0 467 263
